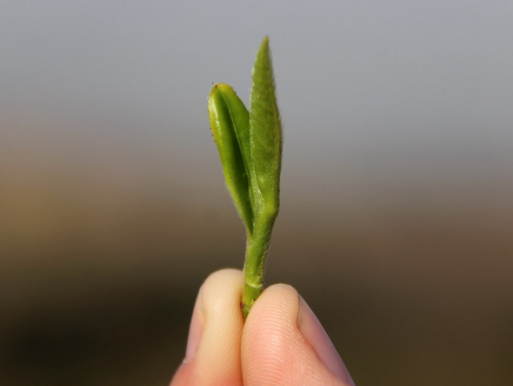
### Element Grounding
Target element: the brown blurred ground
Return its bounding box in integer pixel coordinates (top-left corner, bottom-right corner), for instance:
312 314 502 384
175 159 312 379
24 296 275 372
1 116 512 386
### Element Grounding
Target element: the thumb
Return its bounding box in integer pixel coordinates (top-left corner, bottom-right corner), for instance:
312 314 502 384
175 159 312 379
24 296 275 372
170 269 244 386
241 284 355 386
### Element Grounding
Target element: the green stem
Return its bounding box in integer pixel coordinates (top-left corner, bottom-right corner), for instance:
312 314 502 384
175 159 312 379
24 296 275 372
241 210 277 318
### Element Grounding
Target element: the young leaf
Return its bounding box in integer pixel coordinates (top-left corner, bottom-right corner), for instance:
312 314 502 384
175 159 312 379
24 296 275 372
208 84 254 234
250 36 282 213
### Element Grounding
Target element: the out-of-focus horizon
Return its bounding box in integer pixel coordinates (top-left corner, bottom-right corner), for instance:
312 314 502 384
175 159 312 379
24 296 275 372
1 2 512 386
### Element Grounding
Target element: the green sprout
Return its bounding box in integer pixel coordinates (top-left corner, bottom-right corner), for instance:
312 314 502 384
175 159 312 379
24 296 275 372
208 37 282 318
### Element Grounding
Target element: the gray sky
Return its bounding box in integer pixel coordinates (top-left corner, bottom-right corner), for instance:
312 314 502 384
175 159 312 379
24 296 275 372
1 1 512 206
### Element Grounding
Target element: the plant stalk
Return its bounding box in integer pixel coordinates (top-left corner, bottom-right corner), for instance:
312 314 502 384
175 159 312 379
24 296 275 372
241 210 278 318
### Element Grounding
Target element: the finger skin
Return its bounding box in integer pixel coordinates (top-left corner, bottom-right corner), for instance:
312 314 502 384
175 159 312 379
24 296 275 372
171 270 355 386
242 284 355 386
170 269 244 386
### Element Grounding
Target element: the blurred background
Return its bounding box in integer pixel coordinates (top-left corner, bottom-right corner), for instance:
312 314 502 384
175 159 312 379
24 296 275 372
1 1 512 385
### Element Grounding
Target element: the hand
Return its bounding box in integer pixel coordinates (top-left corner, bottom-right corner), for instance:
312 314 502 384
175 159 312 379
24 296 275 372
170 269 355 386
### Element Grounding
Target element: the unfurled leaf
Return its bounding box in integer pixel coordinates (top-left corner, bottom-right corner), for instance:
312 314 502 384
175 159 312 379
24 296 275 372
208 84 253 234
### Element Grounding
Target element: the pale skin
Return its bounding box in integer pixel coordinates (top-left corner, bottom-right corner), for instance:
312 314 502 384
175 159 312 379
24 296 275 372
170 269 355 386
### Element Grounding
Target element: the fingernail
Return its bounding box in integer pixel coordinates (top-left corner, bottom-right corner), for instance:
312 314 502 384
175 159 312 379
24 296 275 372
184 289 204 363
297 296 355 385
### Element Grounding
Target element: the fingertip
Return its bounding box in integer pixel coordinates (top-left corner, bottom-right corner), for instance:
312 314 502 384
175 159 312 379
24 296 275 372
242 283 354 386
241 284 301 385
246 283 300 328
171 269 244 386
187 268 244 362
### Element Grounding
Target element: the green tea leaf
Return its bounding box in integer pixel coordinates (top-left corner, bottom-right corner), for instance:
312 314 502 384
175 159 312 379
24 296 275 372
208 84 254 234
207 37 283 318
250 36 282 214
